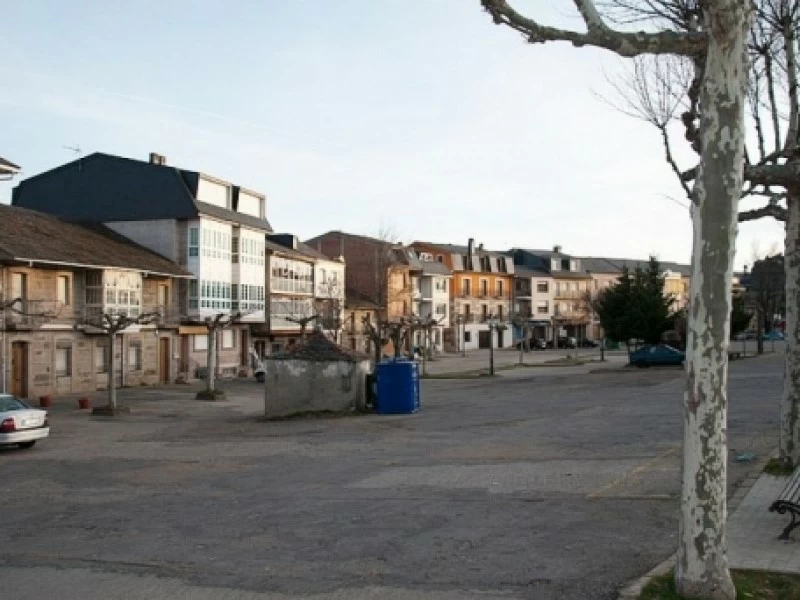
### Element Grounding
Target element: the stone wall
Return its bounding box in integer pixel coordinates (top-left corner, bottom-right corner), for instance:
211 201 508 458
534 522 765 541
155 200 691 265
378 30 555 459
264 358 370 418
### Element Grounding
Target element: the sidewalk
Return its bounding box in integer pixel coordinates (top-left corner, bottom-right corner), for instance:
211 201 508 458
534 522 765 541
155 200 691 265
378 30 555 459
728 473 800 573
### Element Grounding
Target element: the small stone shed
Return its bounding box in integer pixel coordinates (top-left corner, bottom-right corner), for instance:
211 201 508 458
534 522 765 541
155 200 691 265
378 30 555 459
264 332 371 418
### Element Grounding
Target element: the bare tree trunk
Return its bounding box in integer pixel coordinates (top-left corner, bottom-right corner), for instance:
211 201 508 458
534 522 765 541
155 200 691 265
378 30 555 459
757 305 765 355
108 331 116 410
206 329 217 394
782 193 800 466
675 5 749 599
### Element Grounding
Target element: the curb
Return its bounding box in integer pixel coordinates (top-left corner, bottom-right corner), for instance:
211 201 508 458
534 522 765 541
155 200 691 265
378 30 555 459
616 453 772 599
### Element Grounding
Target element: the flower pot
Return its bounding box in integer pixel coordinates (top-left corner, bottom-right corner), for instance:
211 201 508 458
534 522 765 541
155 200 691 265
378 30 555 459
39 395 52 408
78 397 91 410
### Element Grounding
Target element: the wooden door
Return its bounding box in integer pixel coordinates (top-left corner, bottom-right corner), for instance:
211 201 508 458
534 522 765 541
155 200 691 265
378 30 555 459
478 331 491 349
11 342 28 398
158 338 170 384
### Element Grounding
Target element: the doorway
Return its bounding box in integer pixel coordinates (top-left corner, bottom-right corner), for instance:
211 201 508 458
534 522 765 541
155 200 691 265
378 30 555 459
158 338 170 384
11 342 28 398
478 330 491 349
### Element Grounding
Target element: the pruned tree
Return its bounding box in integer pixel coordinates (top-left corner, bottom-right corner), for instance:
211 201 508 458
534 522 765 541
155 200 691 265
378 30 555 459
76 311 159 414
411 314 445 375
511 312 531 364
196 312 241 400
481 1 750 596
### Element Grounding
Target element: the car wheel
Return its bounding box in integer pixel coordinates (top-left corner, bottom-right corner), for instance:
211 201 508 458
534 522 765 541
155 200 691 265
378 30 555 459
17 441 36 449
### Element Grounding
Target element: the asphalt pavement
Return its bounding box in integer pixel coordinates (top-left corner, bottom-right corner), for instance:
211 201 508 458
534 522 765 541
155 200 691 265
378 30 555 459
0 354 783 599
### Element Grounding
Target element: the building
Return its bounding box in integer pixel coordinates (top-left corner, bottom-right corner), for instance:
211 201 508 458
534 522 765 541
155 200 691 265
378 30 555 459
0 156 21 180
12 152 273 379
407 249 452 353
512 266 555 343
0 205 191 399
411 239 514 351
247 234 346 355
306 231 414 356
510 247 592 343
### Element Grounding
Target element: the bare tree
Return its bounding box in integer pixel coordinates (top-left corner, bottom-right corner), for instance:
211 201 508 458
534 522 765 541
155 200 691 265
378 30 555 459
480 2 750 597
316 275 344 343
607 1 800 468
196 312 241 400
76 311 159 414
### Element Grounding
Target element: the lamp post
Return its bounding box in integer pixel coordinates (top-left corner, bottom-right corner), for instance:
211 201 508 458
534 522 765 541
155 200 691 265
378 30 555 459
486 315 507 376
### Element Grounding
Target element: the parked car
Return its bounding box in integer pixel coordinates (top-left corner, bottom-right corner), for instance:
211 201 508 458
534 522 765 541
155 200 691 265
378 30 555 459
0 395 49 449
530 338 547 350
579 339 599 348
763 330 785 341
629 344 685 368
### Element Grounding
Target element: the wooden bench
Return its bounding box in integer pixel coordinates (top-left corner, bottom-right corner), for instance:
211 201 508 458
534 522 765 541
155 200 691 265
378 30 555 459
769 466 800 539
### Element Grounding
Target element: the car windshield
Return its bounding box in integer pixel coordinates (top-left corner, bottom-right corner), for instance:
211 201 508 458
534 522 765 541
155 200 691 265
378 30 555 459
0 396 29 412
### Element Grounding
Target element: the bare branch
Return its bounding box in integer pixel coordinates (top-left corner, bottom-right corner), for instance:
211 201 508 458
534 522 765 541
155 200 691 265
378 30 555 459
739 203 789 221
481 0 705 57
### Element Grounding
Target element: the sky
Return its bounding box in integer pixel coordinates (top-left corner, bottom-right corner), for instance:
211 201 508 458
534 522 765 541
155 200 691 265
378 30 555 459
0 0 785 269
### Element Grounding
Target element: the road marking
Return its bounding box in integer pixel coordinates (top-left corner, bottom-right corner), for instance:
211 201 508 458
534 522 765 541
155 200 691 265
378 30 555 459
586 446 680 499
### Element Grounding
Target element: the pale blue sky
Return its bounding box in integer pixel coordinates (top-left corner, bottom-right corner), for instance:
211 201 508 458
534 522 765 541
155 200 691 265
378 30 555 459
0 1 784 268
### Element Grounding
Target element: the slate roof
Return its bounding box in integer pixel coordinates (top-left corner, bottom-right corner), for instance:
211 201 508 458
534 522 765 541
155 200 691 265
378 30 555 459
514 266 550 278
270 331 368 362
12 152 273 231
420 261 452 276
0 157 20 174
0 205 192 277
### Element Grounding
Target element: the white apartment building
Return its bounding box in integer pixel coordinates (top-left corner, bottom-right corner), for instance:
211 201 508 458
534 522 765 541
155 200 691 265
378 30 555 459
409 251 452 353
12 152 272 379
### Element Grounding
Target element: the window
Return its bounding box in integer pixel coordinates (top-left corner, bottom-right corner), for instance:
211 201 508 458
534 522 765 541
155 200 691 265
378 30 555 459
497 280 504 297
437 255 443 263
537 301 549 314
464 331 472 343
570 259 579 271
551 258 560 271
498 258 507 273
480 279 488 296
10 272 26 301
463 304 471 318
222 329 235 349
128 341 142 371
462 279 471 295
95 341 110 374
102 270 142 317
189 227 199 257
56 342 72 377
57 275 71 305
435 278 447 293
194 334 209 352
537 282 549 293
436 303 447 316
481 304 488 321
158 284 169 310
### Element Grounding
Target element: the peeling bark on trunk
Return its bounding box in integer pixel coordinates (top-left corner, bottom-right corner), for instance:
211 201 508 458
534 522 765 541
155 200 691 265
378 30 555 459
675 4 749 599
781 193 800 466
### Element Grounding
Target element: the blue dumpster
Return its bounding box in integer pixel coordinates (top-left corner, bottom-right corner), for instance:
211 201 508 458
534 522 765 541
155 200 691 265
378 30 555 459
375 359 420 414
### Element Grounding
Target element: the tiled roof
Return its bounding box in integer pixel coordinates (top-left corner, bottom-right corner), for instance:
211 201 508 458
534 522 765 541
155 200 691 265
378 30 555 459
0 205 192 277
270 331 368 362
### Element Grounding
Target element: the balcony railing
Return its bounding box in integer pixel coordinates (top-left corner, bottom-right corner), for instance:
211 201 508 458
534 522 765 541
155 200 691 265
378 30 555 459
554 290 585 300
270 278 313 294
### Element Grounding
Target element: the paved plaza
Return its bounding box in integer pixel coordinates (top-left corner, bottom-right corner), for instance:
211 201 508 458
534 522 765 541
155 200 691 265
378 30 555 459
0 353 784 599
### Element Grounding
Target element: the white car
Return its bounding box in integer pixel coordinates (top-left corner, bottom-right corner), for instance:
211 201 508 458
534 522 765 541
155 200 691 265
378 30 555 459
0 394 49 449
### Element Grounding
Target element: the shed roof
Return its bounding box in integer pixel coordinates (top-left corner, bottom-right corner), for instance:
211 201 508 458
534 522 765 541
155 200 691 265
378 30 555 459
270 331 369 362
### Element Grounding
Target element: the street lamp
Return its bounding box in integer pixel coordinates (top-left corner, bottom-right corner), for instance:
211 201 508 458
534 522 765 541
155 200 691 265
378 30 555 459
455 313 466 357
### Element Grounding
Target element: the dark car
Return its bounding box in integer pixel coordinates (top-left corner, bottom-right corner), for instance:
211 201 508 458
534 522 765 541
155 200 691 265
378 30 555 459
629 344 685 367
579 339 599 348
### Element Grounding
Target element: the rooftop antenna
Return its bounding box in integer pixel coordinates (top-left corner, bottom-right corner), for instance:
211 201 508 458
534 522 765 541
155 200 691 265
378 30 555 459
63 145 83 170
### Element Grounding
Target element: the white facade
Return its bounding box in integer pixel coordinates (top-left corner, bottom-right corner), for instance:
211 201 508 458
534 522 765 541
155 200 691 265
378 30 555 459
411 272 451 353
238 191 262 218
268 255 315 332
197 177 230 209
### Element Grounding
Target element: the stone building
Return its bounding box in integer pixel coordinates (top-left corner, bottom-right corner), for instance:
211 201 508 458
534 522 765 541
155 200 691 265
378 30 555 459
0 205 191 399
264 331 370 418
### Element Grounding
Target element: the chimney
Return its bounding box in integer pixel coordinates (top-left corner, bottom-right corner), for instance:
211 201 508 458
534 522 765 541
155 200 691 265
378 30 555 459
468 238 475 255
478 243 484 251
553 245 562 254
149 152 167 165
